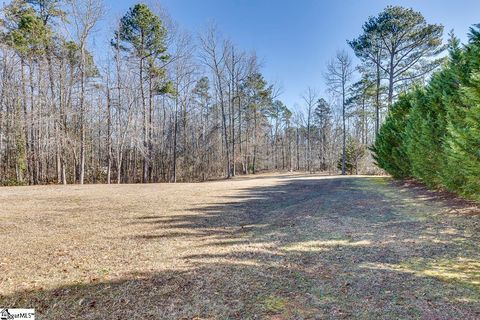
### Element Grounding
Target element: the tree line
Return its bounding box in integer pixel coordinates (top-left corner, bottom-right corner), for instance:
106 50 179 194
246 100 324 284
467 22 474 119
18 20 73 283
0 2 447 185
373 26 480 201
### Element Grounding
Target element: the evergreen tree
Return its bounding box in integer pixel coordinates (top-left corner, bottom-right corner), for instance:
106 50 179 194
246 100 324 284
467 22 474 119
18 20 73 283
453 73 480 199
112 3 169 183
314 98 332 170
372 93 412 178
404 88 442 187
337 136 366 175
444 26 480 199
438 32 471 191
349 6 445 107
241 72 272 174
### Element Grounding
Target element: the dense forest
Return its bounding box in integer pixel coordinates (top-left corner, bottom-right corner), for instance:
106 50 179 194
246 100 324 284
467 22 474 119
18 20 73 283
0 1 454 185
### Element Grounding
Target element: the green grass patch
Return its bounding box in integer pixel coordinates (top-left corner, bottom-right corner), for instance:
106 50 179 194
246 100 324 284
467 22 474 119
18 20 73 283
261 295 287 314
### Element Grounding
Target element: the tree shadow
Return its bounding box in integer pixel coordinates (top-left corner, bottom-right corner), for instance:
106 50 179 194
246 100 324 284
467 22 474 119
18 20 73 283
1 176 479 319
391 179 480 216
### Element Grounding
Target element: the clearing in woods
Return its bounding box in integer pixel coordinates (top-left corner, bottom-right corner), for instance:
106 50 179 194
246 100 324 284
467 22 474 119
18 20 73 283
0 173 479 319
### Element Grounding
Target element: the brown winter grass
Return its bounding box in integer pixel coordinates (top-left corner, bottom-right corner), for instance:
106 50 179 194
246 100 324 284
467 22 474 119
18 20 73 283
0 173 479 319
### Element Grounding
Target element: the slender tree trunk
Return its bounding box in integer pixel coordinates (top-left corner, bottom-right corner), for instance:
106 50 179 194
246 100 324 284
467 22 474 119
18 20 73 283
252 109 257 174
238 96 246 174
173 92 178 183
342 83 346 176
230 51 236 177
140 56 148 183
375 55 381 138
306 117 311 173
20 59 30 184
388 52 395 108
28 60 38 184
107 85 112 184
216 73 230 178
59 57 67 185
79 44 86 185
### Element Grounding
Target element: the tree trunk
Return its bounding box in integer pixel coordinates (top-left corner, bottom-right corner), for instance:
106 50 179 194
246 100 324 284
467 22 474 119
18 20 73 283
342 83 346 176
107 85 112 184
140 56 148 183
79 48 86 185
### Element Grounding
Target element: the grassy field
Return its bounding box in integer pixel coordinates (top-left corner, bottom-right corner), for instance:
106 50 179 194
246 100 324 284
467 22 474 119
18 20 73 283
0 173 479 319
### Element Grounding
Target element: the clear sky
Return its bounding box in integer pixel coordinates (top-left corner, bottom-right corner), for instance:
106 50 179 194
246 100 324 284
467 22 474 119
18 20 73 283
97 0 480 109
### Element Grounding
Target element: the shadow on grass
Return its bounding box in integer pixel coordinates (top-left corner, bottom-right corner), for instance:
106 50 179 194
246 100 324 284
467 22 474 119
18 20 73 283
1 176 479 319
390 179 480 216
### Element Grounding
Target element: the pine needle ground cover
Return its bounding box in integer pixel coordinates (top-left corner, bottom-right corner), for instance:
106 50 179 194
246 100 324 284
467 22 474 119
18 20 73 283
1 174 479 319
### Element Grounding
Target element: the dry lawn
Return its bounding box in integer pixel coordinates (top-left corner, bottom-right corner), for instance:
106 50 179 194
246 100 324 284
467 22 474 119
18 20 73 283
0 173 479 319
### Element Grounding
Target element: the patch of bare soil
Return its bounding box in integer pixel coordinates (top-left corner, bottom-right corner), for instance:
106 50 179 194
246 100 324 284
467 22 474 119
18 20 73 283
0 173 479 319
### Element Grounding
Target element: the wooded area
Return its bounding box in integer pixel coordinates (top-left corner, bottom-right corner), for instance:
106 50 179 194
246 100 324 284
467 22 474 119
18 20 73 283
0 0 340 185
0 2 450 185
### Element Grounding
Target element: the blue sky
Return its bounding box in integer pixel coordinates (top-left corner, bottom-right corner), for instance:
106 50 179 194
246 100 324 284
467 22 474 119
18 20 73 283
97 0 480 109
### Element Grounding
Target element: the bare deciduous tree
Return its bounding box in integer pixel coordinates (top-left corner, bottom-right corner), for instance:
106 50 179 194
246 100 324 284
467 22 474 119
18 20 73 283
325 50 353 175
